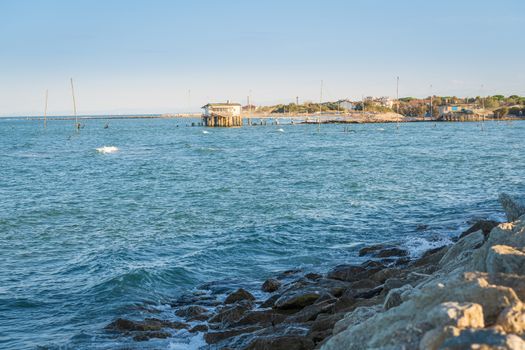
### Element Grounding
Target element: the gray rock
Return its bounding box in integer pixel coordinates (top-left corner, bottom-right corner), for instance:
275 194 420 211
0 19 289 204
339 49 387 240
500 193 525 222
439 328 525 349
486 245 525 275
384 284 413 310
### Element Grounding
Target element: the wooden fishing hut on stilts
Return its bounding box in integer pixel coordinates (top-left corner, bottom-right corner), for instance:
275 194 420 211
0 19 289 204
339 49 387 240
201 102 243 127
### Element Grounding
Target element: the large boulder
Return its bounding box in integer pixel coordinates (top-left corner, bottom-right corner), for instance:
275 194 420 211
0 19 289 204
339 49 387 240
486 245 525 275
459 220 500 239
261 278 281 293
333 305 382 335
500 193 525 222
496 302 525 335
224 288 256 304
438 231 484 273
439 328 525 349
326 264 367 282
321 272 521 350
273 288 322 310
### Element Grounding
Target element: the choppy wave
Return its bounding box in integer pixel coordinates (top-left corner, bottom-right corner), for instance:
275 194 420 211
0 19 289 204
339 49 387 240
96 146 119 154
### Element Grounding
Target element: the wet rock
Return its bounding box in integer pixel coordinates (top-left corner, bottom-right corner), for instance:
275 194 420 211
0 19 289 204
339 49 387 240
225 288 256 304
500 193 525 222
308 313 345 344
286 300 335 323
170 293 221 307
411 245 448 269
378 247 409 258
459 219 499 239
314 292 336 304
359 244 408 258
209 300 253 326
174 305 208 321
315 278 352 297
358 244 390 256
332 295 357 313
245 335 315 350
132 331 171 341
305 272 322 281
205 325 261 344
274 288 322 310
393 257 411 266
105 317 188 332
326 265 369 282
361 260 385 269
350 278 379 290
260 294 279 308
276 269 303 279
353 285 383 299
233 309 287 327
261 278 281 293
189 324 208 333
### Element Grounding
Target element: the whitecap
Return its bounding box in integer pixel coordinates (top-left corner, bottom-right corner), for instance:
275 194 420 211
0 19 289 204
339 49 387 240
96 146 119 154
168 332 206 350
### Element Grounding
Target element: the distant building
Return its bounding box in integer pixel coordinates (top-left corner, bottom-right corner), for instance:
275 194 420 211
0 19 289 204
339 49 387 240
338 99 355 111
364 96 394 108
438 104 476 118
438 104 488 121
201 102 242 127
202 102 241 117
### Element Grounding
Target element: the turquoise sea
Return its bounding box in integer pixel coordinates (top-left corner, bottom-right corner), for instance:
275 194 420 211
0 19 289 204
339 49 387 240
1 118 524 349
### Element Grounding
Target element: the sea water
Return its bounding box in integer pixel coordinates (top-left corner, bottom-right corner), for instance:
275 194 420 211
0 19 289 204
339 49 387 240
1 118 524 349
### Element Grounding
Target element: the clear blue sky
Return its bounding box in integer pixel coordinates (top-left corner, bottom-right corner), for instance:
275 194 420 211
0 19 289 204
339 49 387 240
1 0 524 116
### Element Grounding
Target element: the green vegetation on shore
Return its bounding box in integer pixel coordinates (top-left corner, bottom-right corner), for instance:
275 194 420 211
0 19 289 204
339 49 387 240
248 95 525 118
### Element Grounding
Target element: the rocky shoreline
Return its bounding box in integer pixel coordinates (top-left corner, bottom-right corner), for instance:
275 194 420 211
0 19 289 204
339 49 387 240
106 193 525 349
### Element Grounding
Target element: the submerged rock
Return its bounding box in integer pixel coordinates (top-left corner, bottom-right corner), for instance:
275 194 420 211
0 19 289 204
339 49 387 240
106 317 188 332
261 278 281 293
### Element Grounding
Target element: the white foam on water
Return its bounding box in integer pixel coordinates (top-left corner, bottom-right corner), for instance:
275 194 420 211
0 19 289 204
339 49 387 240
277 128 285 133
403 235 453 258
202 130 209 134
96 146 119 154
168 332 206 350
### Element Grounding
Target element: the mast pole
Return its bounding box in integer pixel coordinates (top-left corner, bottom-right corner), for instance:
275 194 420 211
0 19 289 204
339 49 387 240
70 78 78 130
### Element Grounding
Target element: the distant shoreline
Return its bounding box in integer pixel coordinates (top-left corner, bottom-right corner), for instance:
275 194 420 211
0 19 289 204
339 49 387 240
3 112 524 124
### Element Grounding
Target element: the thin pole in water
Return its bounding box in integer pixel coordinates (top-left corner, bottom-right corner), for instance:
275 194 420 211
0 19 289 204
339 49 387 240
70 78 79 131
319 80 323 132
44 89 48 128
396 76 400 114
